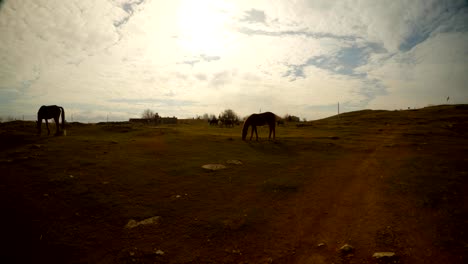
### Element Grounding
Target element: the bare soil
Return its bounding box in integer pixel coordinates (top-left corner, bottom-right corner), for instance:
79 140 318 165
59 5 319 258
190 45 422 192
1 105 467 263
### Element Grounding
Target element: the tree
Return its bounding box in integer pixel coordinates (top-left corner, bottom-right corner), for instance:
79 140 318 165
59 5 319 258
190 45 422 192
219 109 240 123
284 114 300 122
141 109 159 119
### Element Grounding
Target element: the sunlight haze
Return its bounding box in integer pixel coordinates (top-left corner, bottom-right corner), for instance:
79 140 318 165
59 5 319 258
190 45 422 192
0 0 467 122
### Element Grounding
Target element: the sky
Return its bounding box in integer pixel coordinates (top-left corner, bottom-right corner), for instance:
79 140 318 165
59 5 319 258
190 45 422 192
0 0 467 122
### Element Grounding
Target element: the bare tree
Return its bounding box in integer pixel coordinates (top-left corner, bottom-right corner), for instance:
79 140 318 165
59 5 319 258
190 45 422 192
219 109 240 123
142 109 159 120
284 114 300 122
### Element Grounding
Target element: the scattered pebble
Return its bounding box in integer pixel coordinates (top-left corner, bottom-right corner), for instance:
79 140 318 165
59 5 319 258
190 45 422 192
202 164 227 171
339 244 354 255
227 159 242 165
372 252 396 259
154 249 164 255
125 216 161 229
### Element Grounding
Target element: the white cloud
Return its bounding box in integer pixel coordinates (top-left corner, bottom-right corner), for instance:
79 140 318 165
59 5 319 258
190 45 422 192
367 31 468 109
0 0 466 122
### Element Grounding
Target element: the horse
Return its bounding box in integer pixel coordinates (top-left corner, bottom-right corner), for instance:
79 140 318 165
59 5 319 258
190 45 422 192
242 112 278 141
209 117 218 126
37 105 65 136
221 119 234 127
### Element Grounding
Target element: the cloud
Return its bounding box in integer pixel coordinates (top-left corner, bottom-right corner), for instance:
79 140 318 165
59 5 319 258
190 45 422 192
178 54 221 67
0 0 466 122
210 70 234 87
113 0 146 28
366 31 468 109
241 9 267 24
237 27 358 42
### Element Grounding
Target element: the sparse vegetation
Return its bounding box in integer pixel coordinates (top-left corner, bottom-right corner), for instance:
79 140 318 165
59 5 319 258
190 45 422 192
284 114 300 122
1 105 467 263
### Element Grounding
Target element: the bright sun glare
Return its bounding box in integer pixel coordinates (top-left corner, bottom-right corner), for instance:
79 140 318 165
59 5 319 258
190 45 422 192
177 0 236 55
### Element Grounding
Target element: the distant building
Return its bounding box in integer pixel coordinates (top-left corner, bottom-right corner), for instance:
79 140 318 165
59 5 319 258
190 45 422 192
129 117 178 125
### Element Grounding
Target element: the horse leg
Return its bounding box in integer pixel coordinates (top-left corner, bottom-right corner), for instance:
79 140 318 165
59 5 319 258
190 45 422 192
250 126 255 140
54 117 60 135
254 127 259 141
45 119 50 135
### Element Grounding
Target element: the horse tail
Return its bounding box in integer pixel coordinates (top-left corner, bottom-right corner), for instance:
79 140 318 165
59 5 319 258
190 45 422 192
59 106 65 130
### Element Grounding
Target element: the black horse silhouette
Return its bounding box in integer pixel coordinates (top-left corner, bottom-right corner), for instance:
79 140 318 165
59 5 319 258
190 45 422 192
37 105 65 136
242 112 278 141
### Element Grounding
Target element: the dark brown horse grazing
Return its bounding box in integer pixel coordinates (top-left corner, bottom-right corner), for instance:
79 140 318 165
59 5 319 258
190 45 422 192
37 105 65 136
242 112 278 141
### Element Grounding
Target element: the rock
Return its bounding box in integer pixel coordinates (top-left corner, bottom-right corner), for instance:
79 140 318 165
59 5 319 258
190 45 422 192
227 159 242 165
372 252 396 259
339 244 354 254
202 164 227 171
154 249 164 255
317 242 326 248
125 216 160 229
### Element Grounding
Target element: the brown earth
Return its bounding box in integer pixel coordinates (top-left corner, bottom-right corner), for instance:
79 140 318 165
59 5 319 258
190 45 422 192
0 105 467 263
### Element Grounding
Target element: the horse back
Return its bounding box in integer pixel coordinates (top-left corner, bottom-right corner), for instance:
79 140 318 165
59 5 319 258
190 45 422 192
38 105 61 119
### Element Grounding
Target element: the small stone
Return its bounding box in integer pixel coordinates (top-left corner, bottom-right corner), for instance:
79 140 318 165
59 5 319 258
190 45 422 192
372 252 396 259
317 242 326 248
125 216 160 229
125 220 139 229
227 159 243 165
339 244 354 254
202 164 227 171
155 249 164 255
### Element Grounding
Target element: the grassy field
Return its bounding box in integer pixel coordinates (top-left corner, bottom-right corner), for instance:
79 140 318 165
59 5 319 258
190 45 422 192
1 105 467 263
